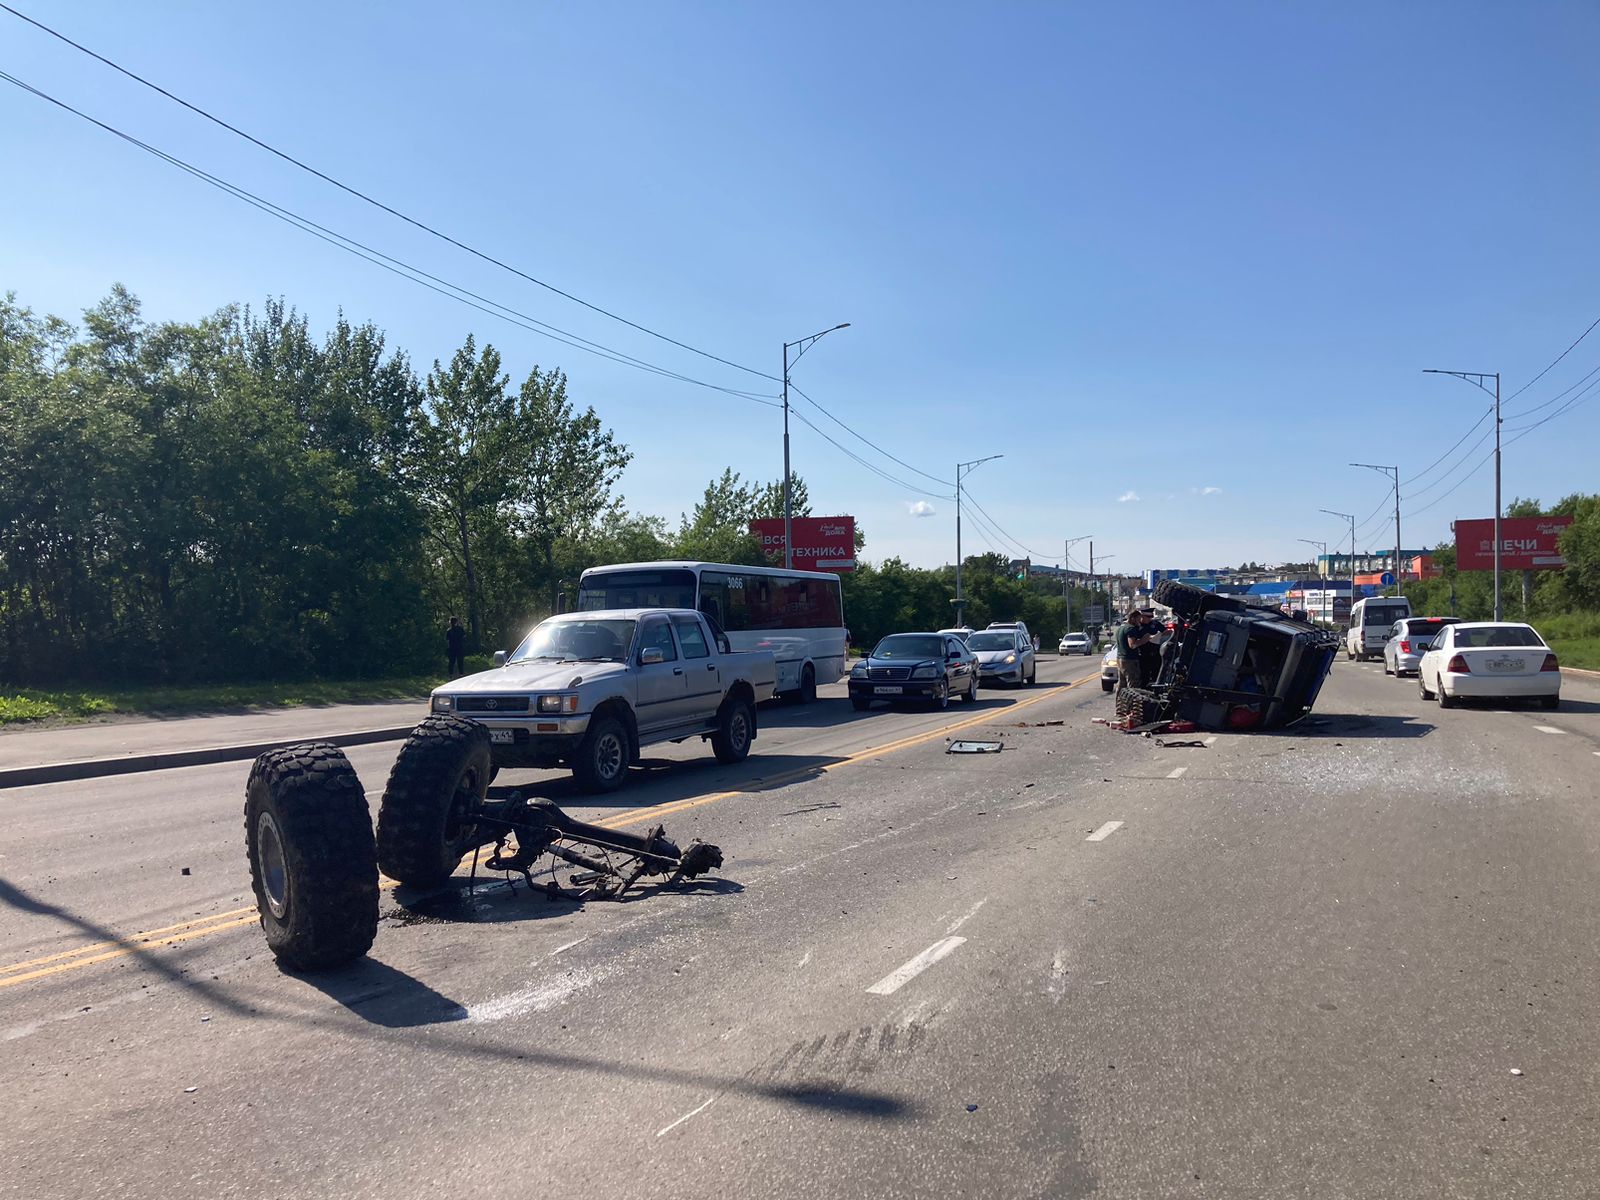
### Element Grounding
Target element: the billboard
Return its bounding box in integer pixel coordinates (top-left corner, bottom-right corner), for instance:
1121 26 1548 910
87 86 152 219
1454 516 1572 572
749 516 856 572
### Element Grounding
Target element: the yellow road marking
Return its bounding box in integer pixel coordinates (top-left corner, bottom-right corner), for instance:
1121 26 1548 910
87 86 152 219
0 668 1099 990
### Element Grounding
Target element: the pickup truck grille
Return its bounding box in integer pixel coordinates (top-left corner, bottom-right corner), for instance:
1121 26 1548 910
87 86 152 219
868 667 911 681
455 696 531 713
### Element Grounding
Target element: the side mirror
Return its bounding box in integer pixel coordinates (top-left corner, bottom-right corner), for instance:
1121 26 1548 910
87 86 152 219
493 651 508 667
640 647 665 666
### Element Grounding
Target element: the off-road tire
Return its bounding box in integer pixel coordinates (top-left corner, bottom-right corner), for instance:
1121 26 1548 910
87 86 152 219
851 696 872 712
711 695 756 764
375 715 493 889
245 743 378 971
1153 579 1247 618
1121 687 1161 727
573 714 630 794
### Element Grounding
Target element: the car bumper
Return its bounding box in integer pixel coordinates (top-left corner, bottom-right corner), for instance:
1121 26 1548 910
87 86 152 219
849 679 948 701
978 665 1025 682
1440 673 1559 699
466 715 593 767
1100 667 1118 682
1392 652 1423 673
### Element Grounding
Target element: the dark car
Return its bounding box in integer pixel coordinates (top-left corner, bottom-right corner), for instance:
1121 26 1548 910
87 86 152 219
849 632 978 710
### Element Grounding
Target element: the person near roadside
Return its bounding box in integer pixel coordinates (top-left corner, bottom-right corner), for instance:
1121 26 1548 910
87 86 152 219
1138 610 1167 685
1115 609 1155 693
446 616 467 676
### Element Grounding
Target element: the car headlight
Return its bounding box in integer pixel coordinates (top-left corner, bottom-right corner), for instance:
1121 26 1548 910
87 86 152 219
537 694 580 714
431 695 453 712
850 663 867 677
911 665 940 679
1003 653 1016 664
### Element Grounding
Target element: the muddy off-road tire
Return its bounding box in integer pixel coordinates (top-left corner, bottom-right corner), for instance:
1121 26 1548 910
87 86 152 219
1152 579 1247 618
711 694 756 764
245 744 378 971
376 715 493 888
1117 687 1161 727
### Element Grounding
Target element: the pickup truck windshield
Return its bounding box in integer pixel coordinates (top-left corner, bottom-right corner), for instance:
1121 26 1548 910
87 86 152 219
510 618 637 664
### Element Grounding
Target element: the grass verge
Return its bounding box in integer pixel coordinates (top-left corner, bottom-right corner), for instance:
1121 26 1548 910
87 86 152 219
1539 609 1600 672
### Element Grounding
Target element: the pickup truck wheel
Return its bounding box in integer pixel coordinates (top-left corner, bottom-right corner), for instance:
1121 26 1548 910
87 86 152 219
245 743 378 971
574 715 630 793
376 715 493 888
711 696 755 763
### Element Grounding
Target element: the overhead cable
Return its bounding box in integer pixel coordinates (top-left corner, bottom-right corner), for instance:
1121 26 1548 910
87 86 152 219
0 2 780 383
787 383 953 488
789 408 953 500
1504 312 1600 408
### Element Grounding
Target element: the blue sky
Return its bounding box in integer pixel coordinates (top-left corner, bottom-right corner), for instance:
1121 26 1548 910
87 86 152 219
3 1 1596 577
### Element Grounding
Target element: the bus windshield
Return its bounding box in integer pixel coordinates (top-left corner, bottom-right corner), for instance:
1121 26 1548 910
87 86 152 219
577 569 696 611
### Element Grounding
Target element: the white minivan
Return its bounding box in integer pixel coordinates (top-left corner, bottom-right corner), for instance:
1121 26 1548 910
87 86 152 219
1346 596 1412 661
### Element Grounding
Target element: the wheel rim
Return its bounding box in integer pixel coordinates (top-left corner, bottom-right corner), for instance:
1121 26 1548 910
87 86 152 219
444 766 481 847
256 811 289 920
596 731 625 780
938 683 949 707
731 710 750 753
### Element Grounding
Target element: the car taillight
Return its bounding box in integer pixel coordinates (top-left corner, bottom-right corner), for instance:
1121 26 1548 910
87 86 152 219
1399 640 1412 653
1446 654 1469 674
1541 654 1559 672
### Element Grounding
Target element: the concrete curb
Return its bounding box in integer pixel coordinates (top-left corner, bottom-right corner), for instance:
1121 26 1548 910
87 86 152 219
0 725 417 790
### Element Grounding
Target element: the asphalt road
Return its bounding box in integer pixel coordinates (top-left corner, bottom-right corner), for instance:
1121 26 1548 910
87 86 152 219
3 655 1598 1198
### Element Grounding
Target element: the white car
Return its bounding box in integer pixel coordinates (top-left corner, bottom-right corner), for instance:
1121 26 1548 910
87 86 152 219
1100 646 1118 692
1059 631 1093 656
1417 622 1560 710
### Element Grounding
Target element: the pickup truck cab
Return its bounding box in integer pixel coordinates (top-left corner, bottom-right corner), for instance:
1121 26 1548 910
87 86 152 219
429 608 778 793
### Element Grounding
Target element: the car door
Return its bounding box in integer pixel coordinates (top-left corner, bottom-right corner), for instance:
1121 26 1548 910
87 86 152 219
672 614 722 724
945 637 969 692
1017 631 1034 676
1423 626 1450 691
634 616 688 734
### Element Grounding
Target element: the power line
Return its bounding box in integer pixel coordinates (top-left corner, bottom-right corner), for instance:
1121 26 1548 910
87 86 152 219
1505 360 1600 421
1504 371 1600 438
1503 312 1600 408
0 69 780 407
960 488 1054 561
0 2 780 384
1402 406 1492 486
1409 447 1496 518
787 383 953 488
788 408 953 500
1401 424 1495 502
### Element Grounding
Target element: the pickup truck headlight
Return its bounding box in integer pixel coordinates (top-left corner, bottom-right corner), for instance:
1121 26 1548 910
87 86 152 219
850 663 867 677
911 665 940 679
536 694 580 714
431 695 453 712
1003 653 1017 665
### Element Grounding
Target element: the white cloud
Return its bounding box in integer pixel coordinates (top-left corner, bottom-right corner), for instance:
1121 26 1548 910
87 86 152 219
907 500 936 517
1117 490 1140 503
1193 485 1223 496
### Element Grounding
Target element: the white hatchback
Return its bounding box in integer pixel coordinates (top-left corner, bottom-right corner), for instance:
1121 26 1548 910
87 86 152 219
1417 622 1561 710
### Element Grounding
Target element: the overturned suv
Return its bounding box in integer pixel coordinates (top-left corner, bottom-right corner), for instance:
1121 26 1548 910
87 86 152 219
1116 581 1340 731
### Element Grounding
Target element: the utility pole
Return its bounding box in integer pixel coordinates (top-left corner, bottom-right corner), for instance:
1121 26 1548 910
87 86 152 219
1352 463 1401 597
1062 534 1092 637
1320 509 1355 623
953 454 1003 627
1297 538 1328 622
780 323 850 568
1424 369 1502 620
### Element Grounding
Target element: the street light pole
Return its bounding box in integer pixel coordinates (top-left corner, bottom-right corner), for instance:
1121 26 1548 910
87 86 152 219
953 454 1003 626
781 322 850 568
1297 538 1328 622
1062 534 1092 637
1351 463 1401 597
1320 509 1355 622
1424 369 1502 620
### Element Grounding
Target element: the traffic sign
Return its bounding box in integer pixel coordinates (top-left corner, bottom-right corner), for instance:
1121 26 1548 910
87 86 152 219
1380 572 1395 586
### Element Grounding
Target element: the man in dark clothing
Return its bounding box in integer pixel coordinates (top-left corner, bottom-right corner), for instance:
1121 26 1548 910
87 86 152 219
1138 611 1166 685
446 616 467 676
1115 610 1155 693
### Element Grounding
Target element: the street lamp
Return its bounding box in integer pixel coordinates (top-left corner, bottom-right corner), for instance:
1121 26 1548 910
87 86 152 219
1351 462 1402 598
952 454 1003 626
1424 368 1502 619
1320 509 1355 621
1297 539 1328 622
782 323 850 568
1062 534 1092 635
1094 554 1117 613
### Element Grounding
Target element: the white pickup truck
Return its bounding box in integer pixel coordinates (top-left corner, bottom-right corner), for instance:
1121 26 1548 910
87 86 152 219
428 608 778 793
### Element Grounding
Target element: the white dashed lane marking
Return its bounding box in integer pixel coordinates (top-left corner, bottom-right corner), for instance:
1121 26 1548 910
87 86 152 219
867 937 967 996
1534 725 1565 735
1166 766 1188 779
1086 821 1124 842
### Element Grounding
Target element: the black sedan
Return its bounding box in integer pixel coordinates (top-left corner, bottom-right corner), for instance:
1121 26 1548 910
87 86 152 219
848 632 979 710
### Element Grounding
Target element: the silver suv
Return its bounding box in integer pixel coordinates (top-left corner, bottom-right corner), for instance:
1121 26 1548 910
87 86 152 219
968 624 1037 686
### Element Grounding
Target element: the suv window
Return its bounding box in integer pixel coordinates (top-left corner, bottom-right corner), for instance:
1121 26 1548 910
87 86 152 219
639 617 678 662
672 615 710 659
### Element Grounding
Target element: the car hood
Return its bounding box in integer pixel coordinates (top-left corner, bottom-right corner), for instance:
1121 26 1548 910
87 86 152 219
863 656 941 671
972 648 1019 664
433 659 627 695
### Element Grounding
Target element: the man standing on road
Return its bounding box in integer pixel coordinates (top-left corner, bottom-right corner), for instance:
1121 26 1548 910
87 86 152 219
1115 609 1155 693
446 616 467 677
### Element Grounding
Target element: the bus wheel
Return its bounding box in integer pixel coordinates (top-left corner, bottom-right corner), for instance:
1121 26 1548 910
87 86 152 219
799 664 817 704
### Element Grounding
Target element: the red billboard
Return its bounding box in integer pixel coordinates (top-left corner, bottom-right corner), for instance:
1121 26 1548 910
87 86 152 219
749 516 856 572
1454 516 1573 572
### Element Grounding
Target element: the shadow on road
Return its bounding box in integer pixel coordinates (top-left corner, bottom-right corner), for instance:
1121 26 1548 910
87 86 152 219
494 751 849 809
1271 713 1436 739
288 955 469 1028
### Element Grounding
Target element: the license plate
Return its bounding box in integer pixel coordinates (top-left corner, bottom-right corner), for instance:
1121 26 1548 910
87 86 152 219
1485 657 1525 673
489 729 515 744
873 685 903 695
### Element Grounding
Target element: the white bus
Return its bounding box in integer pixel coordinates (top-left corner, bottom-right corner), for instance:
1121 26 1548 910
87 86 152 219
576 560 846 702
